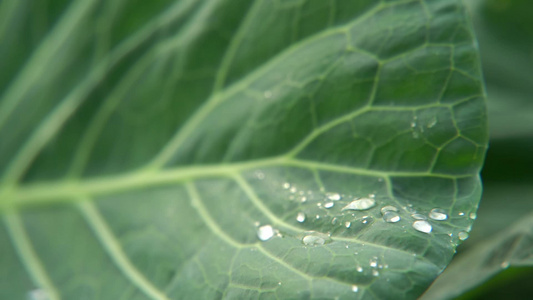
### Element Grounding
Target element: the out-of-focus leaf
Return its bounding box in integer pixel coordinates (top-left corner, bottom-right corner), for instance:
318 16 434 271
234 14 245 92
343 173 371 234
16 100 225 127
0 1 487 299
420 211 533 300
464 0 533 139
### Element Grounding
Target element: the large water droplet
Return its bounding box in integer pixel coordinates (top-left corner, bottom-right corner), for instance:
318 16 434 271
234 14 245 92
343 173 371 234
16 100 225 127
257 225 275 241
324 202 334 209
351 285 359 292
296 212 306 223
342 198 376 211
429 208 448 221
412 220 432 233
383 211 401 223
380 205 398 214
326 192 341 201
458 231 469 241
302 235 326 246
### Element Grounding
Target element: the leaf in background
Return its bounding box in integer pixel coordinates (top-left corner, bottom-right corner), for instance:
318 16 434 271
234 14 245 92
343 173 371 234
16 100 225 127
420 211 533 300
0 0 487 299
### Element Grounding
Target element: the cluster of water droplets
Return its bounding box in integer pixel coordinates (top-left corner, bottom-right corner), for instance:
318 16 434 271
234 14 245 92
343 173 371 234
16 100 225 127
410 115 438 139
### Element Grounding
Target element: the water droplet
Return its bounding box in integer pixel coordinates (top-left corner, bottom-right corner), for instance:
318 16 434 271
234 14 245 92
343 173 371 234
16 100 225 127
326 192 341 201
345 221 351 228
257 225 275 241
458 211 465 216
412 220 432 233
369 257 378 267
411 213 427 220
302 234 326 246
342 198 376 211
282 183 290 189
380 205 398 214
351 285 359 292
362 216 372 224
331 217 338 225
296 212 306 223
299 196 307 203
372 269 379 277
356 266 363 272
278 281 282 286
429 208 448 221
254 221 260 226
469 212 477 220
368 193 376 198
501 261 510 268
290 187 297 193
27 289 49 300
315 215 320 219
458 231 469 241
324 202 334 209
383 211 401 223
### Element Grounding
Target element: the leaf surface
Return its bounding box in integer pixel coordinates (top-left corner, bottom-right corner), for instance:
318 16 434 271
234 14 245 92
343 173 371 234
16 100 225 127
0 0 487 299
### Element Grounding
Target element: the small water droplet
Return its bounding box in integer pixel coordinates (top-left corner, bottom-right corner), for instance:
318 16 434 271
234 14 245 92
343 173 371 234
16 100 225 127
372 269 379 277
469 212 477 220
282 183 290 189
458 211 465 216
383 211 401 223
315 215 320 219
412 220 432 233
302 234 326 246
345 221 351 228
501 261 510 268
326 192 341 201
296 212 306 223
380 205 398 214
324 202 334 209
351 285 359 292
299 196 307 203
362 216 372 224
458 231 469 241
331 217 338 225
369 257 378 267
278 281 282 286
411 213 427 220
429 208 448 221
342 198 376 211
368 193 376 198
290 187 297 193
257 225 275 241
356 266 363 272
27 289 49 300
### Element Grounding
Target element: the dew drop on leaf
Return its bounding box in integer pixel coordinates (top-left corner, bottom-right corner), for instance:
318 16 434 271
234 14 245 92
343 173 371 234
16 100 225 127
326 192 341 201
412 220 432 233
302 235 325 246
296 212 306 223
345 221 351 228
411 213 427 220
324 202 334 208
380 205 398 214
469 212 477 220
341 198 376 211
429 208 448 221
383 211 401 223
458 231 469 241
257 225 275 241
351 285 359 292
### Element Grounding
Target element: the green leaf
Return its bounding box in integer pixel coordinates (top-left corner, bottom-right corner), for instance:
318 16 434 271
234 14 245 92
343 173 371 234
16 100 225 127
0 0 487 299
